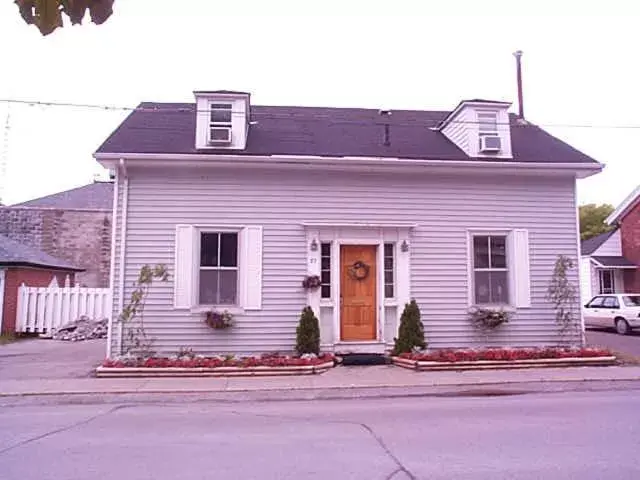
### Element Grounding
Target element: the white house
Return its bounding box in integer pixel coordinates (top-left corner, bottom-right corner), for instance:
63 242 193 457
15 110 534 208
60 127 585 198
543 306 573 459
94 91 602 358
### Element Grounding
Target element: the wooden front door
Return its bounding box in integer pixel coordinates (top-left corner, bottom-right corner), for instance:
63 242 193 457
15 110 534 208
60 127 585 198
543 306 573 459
340 245 377 341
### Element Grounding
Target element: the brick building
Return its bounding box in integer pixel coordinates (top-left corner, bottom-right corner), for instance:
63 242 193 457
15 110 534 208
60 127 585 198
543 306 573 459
606 185 640 293
0 234 83 333
0 182 113 287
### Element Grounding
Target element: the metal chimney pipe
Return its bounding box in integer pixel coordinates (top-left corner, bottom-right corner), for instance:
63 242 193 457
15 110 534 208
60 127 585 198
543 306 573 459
513 50 525 119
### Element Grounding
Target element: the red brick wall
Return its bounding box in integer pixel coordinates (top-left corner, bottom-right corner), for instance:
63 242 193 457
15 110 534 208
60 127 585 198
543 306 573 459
620 200 640 293
1 268 75 334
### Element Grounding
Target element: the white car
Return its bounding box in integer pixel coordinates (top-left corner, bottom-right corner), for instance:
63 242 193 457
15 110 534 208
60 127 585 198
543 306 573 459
583 294 640 335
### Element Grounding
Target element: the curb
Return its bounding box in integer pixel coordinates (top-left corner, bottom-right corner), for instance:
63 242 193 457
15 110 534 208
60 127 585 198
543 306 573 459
2 378 640 406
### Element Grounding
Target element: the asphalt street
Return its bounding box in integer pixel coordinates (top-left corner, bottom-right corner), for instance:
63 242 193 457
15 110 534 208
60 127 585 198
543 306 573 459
1 390 639 479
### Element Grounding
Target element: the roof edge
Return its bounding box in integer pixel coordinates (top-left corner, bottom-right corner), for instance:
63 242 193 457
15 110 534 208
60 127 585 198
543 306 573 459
94 152 603 178
0 261 85 272
606 185 640 225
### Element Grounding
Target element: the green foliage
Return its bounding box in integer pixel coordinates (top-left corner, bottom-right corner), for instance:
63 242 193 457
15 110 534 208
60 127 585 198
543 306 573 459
119 264 169 357
295 306 320 355
15 0 114 36
546 255 578 337
579 203 615 240
392 300 426 355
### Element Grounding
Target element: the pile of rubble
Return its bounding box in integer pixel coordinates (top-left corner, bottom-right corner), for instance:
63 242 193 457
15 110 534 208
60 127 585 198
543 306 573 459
52 316 108 341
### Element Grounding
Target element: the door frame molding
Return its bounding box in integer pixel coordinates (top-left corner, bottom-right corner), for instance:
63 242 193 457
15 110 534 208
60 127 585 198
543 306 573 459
305 225 412 346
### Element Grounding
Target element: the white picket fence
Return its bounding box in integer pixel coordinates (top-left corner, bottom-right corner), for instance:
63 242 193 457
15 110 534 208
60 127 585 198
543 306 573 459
16 285 112 335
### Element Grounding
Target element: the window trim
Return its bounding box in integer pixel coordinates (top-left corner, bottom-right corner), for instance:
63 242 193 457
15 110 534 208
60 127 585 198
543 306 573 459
468 230 513 308
196 227 241 308
477 111 499 135
208 102 233 143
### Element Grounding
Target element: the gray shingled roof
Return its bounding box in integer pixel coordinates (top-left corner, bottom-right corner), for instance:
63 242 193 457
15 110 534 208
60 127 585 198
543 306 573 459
581 229 617 256
0 235 83 271
95 102 599 165
11 182 113 210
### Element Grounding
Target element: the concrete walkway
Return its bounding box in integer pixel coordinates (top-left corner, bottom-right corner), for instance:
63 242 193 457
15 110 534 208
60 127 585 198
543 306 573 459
3 364 640 401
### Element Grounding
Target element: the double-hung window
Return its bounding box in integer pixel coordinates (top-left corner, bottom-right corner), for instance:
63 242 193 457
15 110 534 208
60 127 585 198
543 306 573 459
478 111 498 135
472 235 509 305
209 103 232 142
199 232 238 305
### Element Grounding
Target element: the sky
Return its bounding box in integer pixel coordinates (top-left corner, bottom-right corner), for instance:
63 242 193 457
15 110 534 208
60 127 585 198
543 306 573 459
0 0 639 206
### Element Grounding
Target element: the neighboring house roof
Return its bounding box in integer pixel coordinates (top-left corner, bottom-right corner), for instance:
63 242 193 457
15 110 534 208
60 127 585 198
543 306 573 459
0 234 83 271
95 102 599 165
580 229 617 256
591 256 637 269
606 184 640 225
10 182 113 210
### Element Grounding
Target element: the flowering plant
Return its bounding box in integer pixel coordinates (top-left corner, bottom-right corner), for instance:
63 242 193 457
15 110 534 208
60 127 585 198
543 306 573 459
204 310 233 330
468 307 511 330
102 353 336 369
302 275 321 291
398 347 612 363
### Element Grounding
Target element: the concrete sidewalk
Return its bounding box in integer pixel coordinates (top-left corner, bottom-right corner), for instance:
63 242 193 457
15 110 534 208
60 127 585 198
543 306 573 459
3 364 640 403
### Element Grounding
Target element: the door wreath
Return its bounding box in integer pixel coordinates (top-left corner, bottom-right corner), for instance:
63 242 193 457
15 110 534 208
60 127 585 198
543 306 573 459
348 260 370 281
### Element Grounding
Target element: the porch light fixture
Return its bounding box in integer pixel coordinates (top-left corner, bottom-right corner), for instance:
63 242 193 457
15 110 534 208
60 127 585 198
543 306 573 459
401 240 409 252
310 238 319 251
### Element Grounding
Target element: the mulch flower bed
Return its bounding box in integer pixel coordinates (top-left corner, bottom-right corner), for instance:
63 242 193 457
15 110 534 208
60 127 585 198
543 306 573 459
97 353 336 378
392 347 616 371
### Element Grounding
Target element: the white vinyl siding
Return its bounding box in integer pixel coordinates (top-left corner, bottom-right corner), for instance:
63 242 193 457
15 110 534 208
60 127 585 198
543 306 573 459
110 168 580 355
592 229 622 256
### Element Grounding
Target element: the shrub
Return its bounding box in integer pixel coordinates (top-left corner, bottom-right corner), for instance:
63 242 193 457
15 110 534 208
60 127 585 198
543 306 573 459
392 300 427 355
295 306 320 355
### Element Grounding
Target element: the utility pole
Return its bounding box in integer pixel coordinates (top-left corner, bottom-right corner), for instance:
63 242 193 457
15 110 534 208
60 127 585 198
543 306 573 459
0 106 10 205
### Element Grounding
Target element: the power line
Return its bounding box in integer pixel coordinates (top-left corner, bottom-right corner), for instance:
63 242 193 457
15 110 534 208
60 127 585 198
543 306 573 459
0 97 638 130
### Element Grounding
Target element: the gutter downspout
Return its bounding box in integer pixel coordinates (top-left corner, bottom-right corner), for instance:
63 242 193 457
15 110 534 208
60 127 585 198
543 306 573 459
117 158 129 355
574 178 586 346
106 167 119 358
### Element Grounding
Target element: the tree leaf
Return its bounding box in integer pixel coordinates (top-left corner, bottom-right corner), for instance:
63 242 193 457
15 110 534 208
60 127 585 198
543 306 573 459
88 0 114 25
14 0 36 24
60 0 89 24
34 0 63 36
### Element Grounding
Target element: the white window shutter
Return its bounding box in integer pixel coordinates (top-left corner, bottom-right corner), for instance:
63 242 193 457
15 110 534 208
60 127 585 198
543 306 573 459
510 229 531 308
174 225 195 309
241 226 263 310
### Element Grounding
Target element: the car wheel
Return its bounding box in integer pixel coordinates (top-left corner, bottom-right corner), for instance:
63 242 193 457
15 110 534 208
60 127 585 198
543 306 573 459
615 318 630 335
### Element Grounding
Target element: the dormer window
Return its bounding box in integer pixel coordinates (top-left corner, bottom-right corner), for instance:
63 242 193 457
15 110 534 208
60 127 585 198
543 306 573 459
477 111 501 153
209 103 233 144
438 99 512 159
477 111 498 135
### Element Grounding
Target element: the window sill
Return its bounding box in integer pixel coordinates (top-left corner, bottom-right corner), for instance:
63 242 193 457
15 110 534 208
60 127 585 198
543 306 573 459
189 306 245 315
383 299 398 307
319 300 334 307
